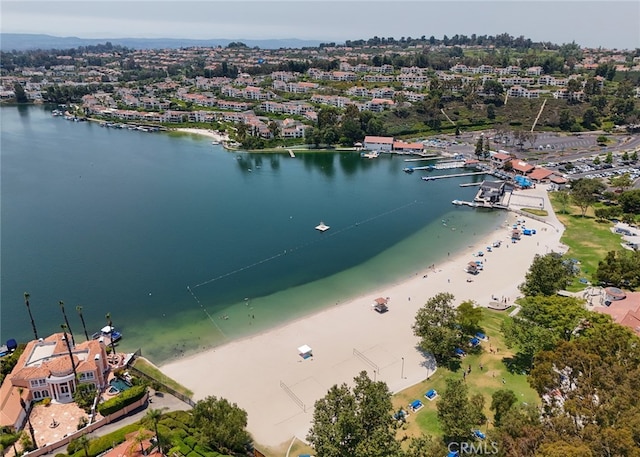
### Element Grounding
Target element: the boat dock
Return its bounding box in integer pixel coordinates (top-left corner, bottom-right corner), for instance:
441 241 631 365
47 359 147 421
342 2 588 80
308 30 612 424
459 182 483 187
452 199 508 210
422 171 487 181
288 149 295 158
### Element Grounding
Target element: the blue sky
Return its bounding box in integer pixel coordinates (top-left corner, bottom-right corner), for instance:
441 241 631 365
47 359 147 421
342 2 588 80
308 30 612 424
2 0 639 49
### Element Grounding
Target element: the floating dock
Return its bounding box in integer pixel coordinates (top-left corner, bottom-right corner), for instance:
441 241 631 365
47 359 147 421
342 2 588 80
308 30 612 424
422 171 487 181
315 222 330 232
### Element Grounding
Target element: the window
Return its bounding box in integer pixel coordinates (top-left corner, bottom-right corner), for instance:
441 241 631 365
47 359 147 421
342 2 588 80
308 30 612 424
33 391 42 399
38 379 47 386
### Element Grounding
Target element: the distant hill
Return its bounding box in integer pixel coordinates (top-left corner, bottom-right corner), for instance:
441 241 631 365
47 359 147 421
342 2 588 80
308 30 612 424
0 33 324 51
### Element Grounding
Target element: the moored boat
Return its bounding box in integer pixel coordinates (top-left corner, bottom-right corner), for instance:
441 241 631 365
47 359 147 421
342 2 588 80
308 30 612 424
92 325 122 344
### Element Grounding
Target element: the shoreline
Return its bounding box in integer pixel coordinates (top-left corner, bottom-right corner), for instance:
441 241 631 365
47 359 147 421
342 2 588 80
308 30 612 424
161 185 566 447
172 127 230 143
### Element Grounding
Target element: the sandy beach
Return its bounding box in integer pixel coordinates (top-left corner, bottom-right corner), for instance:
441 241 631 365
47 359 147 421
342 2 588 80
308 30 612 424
161 185 566 448
173 127 230 143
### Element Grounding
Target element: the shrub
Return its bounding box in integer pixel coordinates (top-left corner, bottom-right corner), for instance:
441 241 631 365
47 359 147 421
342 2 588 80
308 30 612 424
97 385 146 416
70 424 140 457
42 397 52 406
183 436 197 449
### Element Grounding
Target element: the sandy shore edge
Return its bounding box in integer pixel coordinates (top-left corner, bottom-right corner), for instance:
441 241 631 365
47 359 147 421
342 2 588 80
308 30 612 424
161 185 565 447
173 127 230 143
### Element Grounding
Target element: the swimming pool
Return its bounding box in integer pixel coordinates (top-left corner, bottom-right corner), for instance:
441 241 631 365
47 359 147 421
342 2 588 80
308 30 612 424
109 377 132 392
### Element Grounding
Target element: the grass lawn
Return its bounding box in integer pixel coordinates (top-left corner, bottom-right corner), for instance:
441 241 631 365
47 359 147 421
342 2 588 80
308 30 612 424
548 193 622 290
132 357 194 398
391 309 538 441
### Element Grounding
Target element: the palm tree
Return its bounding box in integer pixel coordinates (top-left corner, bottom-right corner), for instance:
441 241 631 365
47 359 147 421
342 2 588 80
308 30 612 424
17 388 37 450
61 324 78 383
144 408 166 455
105 313 117 356
76 434 91 457
24 292 38 340
59 300 75 346
76 305 90 341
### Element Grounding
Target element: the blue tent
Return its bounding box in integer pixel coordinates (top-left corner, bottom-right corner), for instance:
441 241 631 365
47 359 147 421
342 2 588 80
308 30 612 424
410 400 423 411
469 337 480 347
455 348 466 356
475 332 487 340
425 389 437 399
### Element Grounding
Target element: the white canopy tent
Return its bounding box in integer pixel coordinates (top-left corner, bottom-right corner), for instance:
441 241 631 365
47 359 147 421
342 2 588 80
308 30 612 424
297 344 313 358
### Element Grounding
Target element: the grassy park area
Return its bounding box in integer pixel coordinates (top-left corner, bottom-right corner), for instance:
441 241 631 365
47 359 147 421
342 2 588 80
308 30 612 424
548 192 622 290
391 308 538 440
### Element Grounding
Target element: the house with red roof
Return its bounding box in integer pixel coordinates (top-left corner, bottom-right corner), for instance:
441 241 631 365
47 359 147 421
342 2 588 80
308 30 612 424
0 333 109 428
528 167 555 182
509 159 535 175
392 141 423 153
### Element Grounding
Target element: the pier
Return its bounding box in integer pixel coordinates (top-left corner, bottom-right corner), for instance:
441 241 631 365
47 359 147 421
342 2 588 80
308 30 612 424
422 171 487 181
287 149 295 158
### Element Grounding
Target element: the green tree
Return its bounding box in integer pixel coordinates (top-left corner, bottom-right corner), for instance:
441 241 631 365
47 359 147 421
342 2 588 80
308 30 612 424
490 389 518 426
486 103 496 120
558 109 576 131
340 117 364 145
475 137 484 160
143 408 165 454
519 253 576 296
595 249 640 288
570 178 605 216
502 296 591 366
73 383 97 413
631 151 638 162
76 434 91 457
403 435 447 457
307 371 401 457
456 300 482 334
554 190 571 214
605 151 613 164
413 293 463 365
13 82 28 103
618 189 640 213
192 396 252 454
528 323 640 454
317 106 339 130
437 378 482 441
609 173 633 192
581 108 599 129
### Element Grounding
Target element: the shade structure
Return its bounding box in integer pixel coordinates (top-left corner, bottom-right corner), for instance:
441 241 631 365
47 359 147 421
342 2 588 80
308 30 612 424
298 344 313 358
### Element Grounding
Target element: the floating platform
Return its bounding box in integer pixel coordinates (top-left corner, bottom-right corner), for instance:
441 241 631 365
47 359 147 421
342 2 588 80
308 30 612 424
315 222 330 232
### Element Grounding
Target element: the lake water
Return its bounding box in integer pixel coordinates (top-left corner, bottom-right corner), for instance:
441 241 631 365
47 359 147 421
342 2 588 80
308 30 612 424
1 105 504 363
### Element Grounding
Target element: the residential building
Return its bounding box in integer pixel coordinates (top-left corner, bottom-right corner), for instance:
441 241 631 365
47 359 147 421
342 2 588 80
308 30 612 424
0 333 109 428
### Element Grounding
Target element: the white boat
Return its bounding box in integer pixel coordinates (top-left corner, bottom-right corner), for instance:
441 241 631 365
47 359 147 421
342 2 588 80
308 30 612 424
211 141 220 145
92 325 122 343
315 222 330 232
